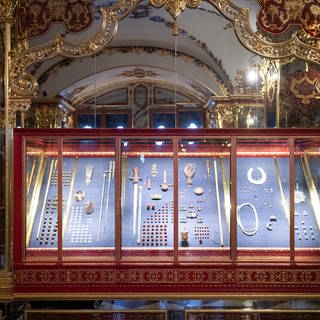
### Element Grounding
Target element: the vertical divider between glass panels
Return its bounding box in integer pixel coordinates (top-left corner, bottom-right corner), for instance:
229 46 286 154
230 137 237 262
289 137 295 263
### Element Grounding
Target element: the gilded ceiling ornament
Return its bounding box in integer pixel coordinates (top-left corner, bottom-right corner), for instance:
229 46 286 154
149 0 201 20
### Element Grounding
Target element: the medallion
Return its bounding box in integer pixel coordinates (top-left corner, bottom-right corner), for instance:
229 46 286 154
84 200 95 214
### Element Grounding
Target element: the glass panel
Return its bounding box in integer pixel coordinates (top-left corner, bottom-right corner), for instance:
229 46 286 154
62 138 116 261
178 138 231 262
179 111 203 128
152 112 175 128
294 139 320 261
105 114 129 128
25 137 58 261
121 138 173 261
77 114 101 128
237 138 290 260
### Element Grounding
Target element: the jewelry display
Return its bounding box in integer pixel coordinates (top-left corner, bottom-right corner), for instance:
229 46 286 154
214 159 224 247
36 159 57 240
85 164 94 185
183 163 196 186
136 185 143 245
237 202 259 236
24 144 320 250
247 167 267 185
75 190 85 202
84 200 94 214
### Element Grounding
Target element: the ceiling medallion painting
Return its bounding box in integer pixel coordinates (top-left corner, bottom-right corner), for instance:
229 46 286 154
16 0 95 40
257 0 320 38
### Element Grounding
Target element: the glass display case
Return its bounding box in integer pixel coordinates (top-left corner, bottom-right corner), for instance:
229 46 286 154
13 129 320 265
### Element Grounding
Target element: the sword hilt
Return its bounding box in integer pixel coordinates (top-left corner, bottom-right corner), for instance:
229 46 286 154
130 166 142 184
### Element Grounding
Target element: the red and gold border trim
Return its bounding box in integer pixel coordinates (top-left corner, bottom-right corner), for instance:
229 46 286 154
13 266 320 296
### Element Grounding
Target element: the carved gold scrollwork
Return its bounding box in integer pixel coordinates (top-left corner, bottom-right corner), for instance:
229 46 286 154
150 0 201 20
11 73 38 97
34 105 64 128
0 0 19 23
0 98 31 128
206 103 242 128
9 2 125 117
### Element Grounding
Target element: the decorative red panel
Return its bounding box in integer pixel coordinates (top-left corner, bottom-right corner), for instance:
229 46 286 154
16 0 94 40
12 265 320 295
257 0 320 38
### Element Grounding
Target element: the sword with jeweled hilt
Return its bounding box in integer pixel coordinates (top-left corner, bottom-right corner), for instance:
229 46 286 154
130 167 142 236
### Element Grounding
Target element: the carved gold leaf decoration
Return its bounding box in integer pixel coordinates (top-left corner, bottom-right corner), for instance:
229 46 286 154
149 0 201 19
0 0 19 22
